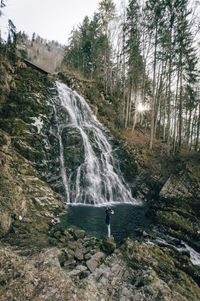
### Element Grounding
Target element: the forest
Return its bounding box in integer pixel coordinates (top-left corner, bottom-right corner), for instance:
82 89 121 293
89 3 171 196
62 0 200 154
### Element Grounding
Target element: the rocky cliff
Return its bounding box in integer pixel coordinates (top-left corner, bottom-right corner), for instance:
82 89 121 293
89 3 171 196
0 61 200 300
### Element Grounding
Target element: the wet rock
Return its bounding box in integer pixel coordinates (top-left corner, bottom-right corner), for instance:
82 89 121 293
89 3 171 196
62 128 85 173
135 228 150 238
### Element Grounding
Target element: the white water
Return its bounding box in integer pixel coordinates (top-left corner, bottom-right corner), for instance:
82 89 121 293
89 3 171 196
157 235 200 267
182 241 200 266
54 82 139 206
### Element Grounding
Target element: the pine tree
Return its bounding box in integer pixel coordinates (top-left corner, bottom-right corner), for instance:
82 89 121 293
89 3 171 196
98 0 116 93
0 0 6 55
7 19 17 62
63 28 82 72
145 0 165 149
124 0 144 129
174 0 198 150
63 2 115 87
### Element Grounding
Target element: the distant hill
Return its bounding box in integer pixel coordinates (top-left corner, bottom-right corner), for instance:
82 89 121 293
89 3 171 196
17 32 65 74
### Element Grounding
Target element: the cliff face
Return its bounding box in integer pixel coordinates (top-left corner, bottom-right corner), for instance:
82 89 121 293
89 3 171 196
0 62 200 300
0 129 64 237
0 62 66 239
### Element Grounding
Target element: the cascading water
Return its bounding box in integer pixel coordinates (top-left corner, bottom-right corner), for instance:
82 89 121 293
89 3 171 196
51 81 140 206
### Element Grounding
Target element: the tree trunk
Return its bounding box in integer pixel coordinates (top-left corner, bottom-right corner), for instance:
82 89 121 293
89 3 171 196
195 103 200 151
173 71 179 154
178 63 183 149
150 24 158 150
167 24 173 156
187 108 192 149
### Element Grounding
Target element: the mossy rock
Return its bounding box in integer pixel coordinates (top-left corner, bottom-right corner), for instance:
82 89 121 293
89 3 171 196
59 236 67 243
12 139 45 162
73 229 86 240
54 231 62 238
0 133 8 146
57 250 68 266
48 237 58 246
0 118 30 136
62 128 85 171
20 219 50 235
101 238 116 254
156 210 195 237
63 229 74 240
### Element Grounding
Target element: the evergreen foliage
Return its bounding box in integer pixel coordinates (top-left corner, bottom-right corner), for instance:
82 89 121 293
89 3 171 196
62 0 115 91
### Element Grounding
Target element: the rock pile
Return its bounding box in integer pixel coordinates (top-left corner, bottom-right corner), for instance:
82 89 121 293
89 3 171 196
49 227 116 278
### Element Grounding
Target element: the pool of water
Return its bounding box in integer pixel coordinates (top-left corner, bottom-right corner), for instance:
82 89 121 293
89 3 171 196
60 203 152 244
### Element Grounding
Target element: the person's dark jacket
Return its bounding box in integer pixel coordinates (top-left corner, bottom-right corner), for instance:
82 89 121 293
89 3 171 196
105 208 112 225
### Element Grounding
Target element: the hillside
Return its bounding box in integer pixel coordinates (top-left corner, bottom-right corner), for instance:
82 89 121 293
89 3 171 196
0 57 200 300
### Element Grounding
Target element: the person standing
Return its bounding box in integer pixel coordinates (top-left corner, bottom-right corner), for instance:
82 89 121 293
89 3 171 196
105 207 114 239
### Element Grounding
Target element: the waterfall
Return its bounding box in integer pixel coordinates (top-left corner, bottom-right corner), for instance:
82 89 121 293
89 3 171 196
52 81 139 206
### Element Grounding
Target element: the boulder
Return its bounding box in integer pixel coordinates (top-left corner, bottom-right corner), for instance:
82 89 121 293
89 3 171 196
84 253 92 260
54 231 61 238
86 252 105 273
101 238 116 254
135 228 150 238
64 258 76 268
68 265 87 276
159 174 193 201
74 248 84 261
59 236 67 243
57 250 68 266
73 229 86 240
63 229 74 240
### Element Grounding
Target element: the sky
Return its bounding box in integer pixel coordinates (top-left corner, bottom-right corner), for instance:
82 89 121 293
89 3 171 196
0 0 121 45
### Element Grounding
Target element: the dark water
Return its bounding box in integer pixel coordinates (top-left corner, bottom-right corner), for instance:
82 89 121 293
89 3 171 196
60 204 152 244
